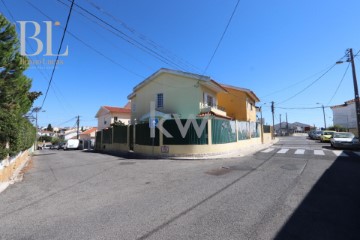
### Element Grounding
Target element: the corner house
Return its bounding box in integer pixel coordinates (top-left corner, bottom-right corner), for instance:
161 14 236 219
95 68 272 158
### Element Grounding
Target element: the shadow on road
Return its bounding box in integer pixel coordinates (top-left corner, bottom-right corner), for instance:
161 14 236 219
275 156 360 240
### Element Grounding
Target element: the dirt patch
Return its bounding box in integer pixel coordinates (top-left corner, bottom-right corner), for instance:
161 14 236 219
19 158 33 176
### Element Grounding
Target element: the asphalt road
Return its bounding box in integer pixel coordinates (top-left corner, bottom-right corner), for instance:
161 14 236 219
0 136 360 240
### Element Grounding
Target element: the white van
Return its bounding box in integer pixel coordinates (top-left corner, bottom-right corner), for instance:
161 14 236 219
64 139 83 150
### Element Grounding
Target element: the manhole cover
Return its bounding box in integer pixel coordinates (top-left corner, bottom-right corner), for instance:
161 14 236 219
281 164 299 170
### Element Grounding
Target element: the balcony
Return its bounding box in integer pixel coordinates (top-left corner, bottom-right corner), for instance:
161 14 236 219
200 102 227 117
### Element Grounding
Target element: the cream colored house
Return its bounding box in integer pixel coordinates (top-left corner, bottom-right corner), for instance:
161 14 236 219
127 68 229 122
79 127 97 140
95 104 131 130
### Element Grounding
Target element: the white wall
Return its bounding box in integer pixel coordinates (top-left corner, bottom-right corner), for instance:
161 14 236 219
332 102 357 128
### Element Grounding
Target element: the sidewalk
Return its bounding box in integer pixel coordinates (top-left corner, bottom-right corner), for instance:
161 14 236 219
170 138 279 160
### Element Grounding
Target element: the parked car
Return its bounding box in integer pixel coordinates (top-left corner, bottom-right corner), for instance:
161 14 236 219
313 130 323 140
308 130 315 138
57 142 66 150
330 132 360 149
64 139 84 150
320 130 336 142
42 144 52 149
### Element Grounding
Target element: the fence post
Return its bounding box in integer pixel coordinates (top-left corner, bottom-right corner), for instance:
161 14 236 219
208 119 212 145
235 120 239 142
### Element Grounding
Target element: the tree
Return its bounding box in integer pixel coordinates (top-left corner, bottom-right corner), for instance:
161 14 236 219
0 14 41 159
47 124 53 132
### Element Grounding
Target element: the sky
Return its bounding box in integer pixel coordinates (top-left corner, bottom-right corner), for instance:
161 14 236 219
1 0 360 129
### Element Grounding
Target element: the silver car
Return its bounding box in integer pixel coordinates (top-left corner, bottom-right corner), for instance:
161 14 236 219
330 132 360 149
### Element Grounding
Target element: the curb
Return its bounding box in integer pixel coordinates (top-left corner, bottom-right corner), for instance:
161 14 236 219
0 154 31 194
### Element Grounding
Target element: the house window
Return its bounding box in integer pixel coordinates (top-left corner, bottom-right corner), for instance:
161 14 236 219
157 93 164 108
114 117 118 122
204 93 215 107
207 95 214 107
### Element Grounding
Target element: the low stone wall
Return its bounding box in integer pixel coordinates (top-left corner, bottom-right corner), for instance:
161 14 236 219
0 149 31 182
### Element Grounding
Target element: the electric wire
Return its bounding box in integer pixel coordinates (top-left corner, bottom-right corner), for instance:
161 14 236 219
84 0 201 73
327 63 350 105
204 0 241 73
58 0 190 72
0 0 73 114
259 64 336 100
40 0 75 109
26 0 145 79
277 63 337 105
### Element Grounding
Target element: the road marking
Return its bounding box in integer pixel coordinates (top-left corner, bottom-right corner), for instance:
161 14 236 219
262 148 274 153
314 150 325 155
295 149 305 154
277 149 289 154
332 150 348 157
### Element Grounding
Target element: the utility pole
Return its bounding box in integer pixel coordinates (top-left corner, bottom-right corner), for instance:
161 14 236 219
76 115 80 139
349 48 360 137
279 114 282 131
271 101 275 139
321 105 327 129
286 113 289 135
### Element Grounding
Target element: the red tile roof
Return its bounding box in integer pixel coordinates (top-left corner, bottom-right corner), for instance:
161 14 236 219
103 106 131 114
81 127 97 135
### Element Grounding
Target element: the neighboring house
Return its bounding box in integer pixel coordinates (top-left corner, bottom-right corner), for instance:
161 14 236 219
127 68 231 122
79 127 97 140
38 130 55 137
95 104 131 130
217 84 260 122
330 99 358 130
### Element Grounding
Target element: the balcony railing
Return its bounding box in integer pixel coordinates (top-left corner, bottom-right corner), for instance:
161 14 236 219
200 102 227 117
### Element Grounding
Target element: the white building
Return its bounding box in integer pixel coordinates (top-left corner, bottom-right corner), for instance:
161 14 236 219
330 99 358 131
95 104 131 131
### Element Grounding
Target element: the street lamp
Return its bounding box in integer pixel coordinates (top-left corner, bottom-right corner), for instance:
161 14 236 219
336 48 360 137
316 103 326 129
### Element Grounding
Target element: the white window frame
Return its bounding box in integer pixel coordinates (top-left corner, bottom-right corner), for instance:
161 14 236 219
204 92 216 107
156 93 164 108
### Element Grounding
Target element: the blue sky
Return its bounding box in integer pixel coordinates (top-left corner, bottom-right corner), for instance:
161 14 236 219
1 0 359 128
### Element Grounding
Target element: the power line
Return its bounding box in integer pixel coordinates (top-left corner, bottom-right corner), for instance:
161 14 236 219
58 0 190 71
40 0 75 108
84 0 201 73
277 106 328 110
26 0 145 79
259 64 337 100
277 63 338 105
204 0 241 73
327 62 350 105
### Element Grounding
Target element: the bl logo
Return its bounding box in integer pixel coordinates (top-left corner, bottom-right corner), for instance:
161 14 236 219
17 21 69 57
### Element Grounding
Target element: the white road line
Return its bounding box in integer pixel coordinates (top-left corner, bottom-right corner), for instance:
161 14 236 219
332 150 348 157
314 150 325 155
262 148 274 153
277 149 289 154
295 149 305 154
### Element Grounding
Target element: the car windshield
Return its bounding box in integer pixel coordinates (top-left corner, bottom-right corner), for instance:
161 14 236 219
334 133 354 138
323 132 334 136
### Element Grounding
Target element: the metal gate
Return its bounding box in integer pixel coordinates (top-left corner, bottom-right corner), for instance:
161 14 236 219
129 125 134 151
